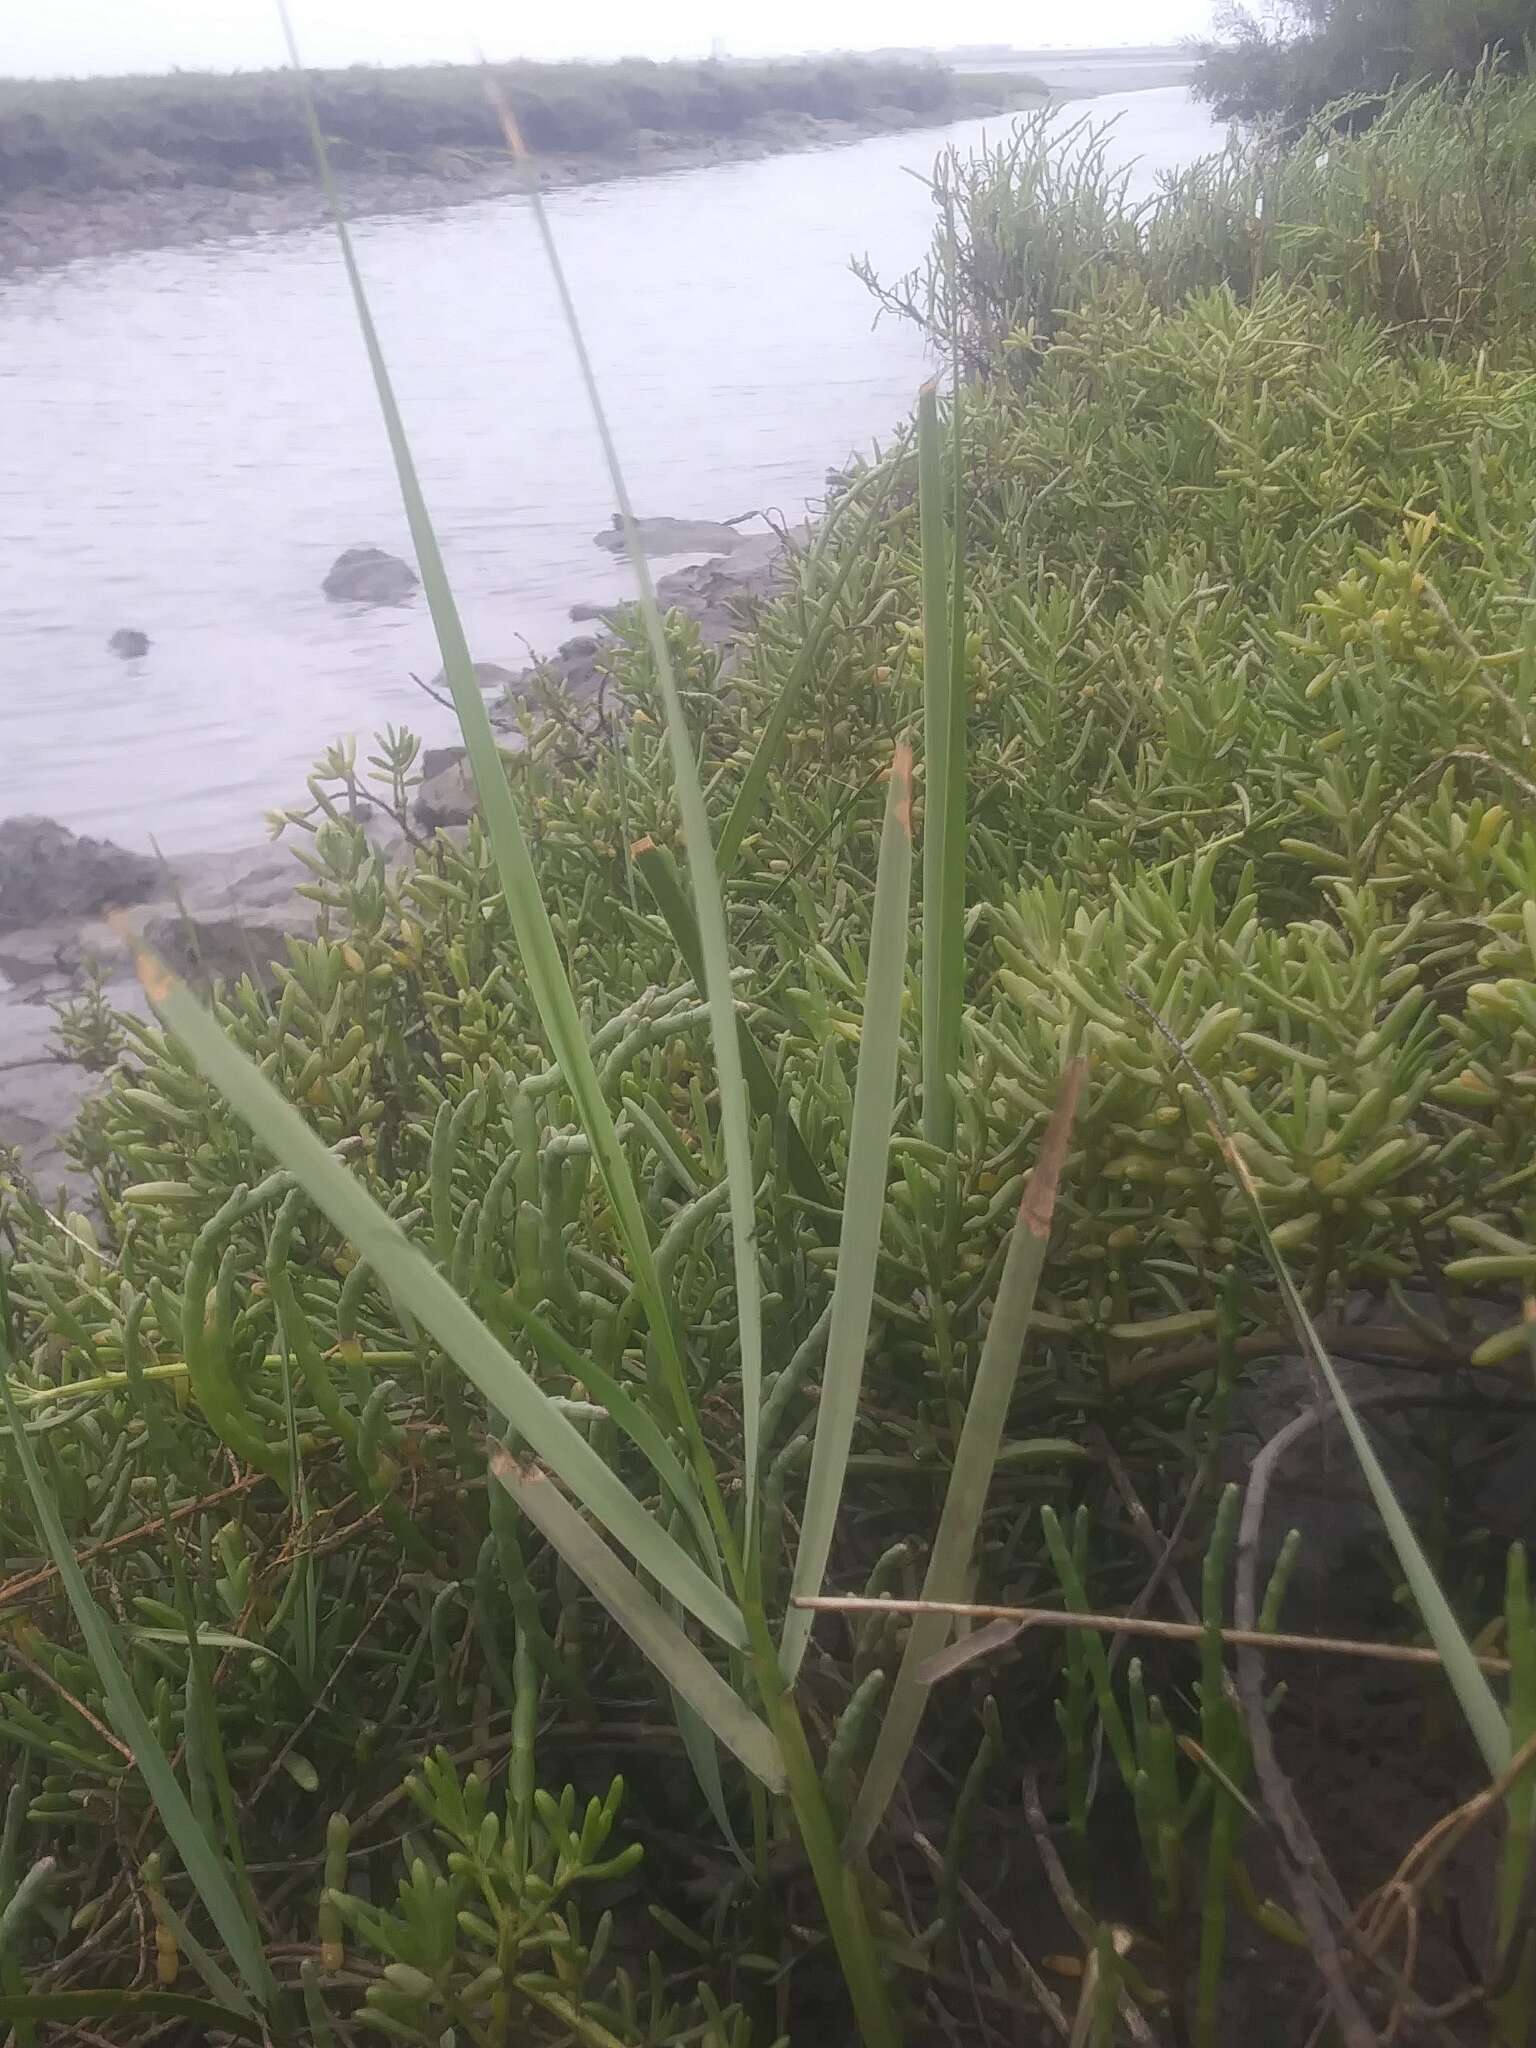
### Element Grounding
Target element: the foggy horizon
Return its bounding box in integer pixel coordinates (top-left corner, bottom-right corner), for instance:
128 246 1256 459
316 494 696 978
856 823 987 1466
5 3 1218 83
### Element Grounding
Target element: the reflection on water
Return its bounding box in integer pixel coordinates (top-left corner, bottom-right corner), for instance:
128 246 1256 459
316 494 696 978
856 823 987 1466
0 88 1223 852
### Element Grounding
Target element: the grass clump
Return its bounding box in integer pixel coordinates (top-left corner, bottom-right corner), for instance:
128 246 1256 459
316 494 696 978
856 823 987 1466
7 64 1536 2047
865 73 1536 360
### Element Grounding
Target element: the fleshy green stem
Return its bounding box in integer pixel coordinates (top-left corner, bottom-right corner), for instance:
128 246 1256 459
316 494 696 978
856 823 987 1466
747 1629 901 2048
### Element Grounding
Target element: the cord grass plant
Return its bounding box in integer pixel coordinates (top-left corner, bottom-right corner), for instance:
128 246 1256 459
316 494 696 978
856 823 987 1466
8 58 1536 2048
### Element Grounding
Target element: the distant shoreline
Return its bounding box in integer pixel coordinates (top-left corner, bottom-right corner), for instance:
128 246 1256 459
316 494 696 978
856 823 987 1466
0 54 1037 276
0 56 1192 278
0 99 1029 275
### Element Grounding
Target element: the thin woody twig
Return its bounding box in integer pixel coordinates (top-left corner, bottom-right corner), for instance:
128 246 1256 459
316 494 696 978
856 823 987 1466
1235 1401 1378 2048
1354 1728 1536 1991
0 1640 132 1763
1358 748 1536 875
0 1475 264 1611
1091 1423 1200 1634
1418 575 1530 751
1022 1771 1159 2048
902 1820 1072 2040
792 1595 1512 1676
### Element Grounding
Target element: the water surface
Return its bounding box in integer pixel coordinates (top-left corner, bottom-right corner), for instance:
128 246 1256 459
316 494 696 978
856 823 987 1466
0 86 1223 851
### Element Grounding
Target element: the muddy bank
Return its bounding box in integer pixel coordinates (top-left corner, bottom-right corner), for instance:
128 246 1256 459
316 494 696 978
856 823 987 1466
0 92 1042 277
410 524 797 825
0 519 795 1184
0 838 323 1192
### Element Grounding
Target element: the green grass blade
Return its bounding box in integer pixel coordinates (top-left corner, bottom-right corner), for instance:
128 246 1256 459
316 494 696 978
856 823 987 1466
844 1058 1086 1852
715 463 902 878
1224 1133 1512 1774
0 1354 273 2014
491 1452 786 1792
671 1690 749 1866
483 77 764 1516
276 8 727 1556
780 743 914 1681
1498 1545 1536 2039
149 1890 252 2014
632 835 832 1209
917 382 962 1151
943 359 969 1095
1138 997 1513 1774
501 1293 719 1574
136 956 747 1651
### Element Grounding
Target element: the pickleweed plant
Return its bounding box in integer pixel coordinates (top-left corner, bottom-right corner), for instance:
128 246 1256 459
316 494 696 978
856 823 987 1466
7 58 1536 2048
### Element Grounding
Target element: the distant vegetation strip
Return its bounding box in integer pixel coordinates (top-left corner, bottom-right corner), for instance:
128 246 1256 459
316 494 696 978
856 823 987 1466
0 56 1044 196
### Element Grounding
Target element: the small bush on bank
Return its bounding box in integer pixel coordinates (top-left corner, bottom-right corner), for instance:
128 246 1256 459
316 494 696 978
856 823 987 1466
1193 0 1535 130
862 73 1536 364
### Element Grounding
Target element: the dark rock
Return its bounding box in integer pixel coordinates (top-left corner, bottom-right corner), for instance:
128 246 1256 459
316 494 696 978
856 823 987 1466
108 628 150 657
487 525 802 752
568 601 618 624
136 842 322 988
427 660 520 694
322 546 420 604
592 514 747 558
417 749 479 830
0 817 159 935
652 528 798 644
143 911 294 989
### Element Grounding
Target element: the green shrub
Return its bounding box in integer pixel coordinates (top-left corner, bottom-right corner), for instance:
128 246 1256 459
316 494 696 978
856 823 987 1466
7 67 1536 2047
865 74 1536 364
1193 0 1535 129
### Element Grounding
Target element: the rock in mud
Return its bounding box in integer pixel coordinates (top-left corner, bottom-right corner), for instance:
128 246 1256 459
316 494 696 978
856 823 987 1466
416 747 480 830
0 817 159 934
653 529 796 642
142 911 296 989
322 545 420 603
108 628 150 657
427 660 520 695
592 514 747 558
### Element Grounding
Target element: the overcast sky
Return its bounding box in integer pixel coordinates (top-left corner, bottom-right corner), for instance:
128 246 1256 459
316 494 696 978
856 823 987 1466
7 2 1218 79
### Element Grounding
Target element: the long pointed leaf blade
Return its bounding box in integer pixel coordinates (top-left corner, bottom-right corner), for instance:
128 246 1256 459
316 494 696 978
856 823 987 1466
845 1058 1087 1852
671 1687 750 1867
275 8 716 1509
632 836 832 1211
1218 1132 1511 1773
941 361 969 1120
482 78 765 1514
136 957 747 1651
780 743 914 1680
501 1295 719 1572
0 1359 273 2012
917 382 960 1151
1135 987 1514 1778
491 1454 786 1792
715 463 901 878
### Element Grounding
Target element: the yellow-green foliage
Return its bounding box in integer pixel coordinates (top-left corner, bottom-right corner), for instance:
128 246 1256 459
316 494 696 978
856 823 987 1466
8 74 1536 2030
28 273 1536 1477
